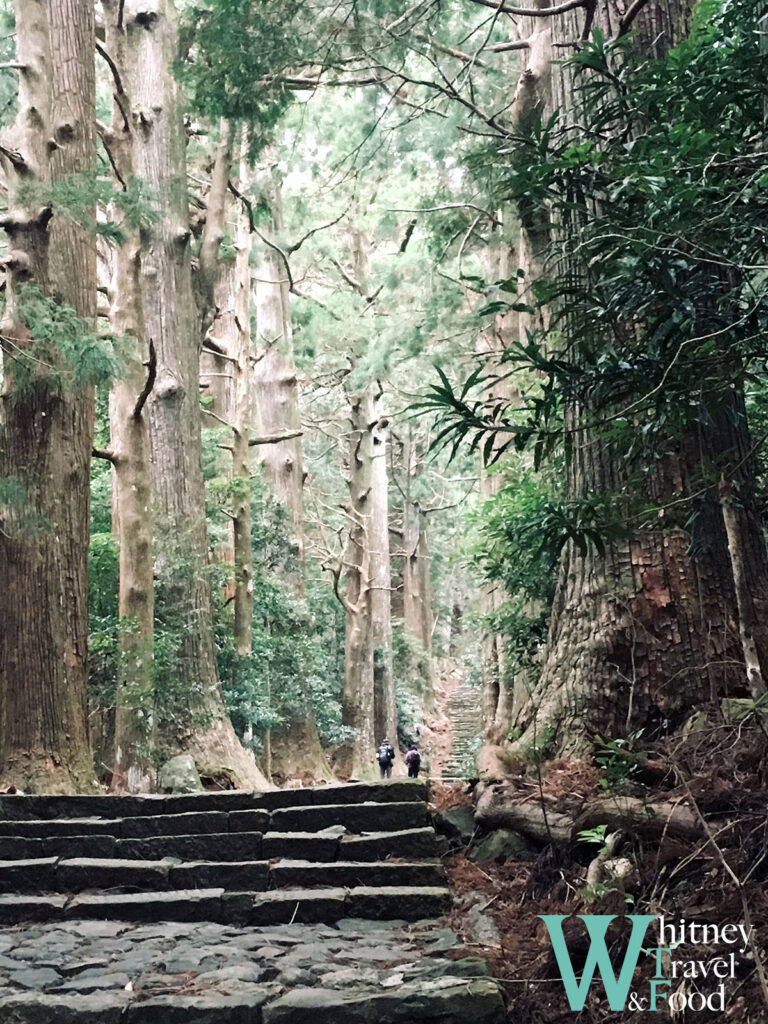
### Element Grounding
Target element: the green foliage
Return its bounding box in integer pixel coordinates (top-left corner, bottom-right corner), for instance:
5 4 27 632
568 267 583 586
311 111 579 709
17 173 158 246
179 0 306 149
594 731 646 791
11 284 125 397
422 0 768 482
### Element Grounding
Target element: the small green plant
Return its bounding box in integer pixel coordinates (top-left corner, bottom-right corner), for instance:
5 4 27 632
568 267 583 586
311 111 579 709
576 824 609 846
580 881 635 907
594 731 645 790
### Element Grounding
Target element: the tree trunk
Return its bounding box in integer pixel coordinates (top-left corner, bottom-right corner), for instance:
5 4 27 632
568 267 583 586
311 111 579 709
102 0 155 794
199 129 254 657
370 395 398 748
130 0 265 787
340 387 377 778
253 162 331 781
402 427 434 713
0 0 97 793
511 0 768 758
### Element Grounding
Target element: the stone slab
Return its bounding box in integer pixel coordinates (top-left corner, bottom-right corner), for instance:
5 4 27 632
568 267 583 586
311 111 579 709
345 886 451 921
227 810 272 833
41 836 116 859
0 858 58 894
270 803 428 835
261 833 338 862
0 992 129 1023
56 858 173 892
119 811 229 838
0 819 117 838
64 889 224 923
115 832 262 862
261 977 505 1024
269 860 444 890
0 895 67 924
313 782 427 805
124 992 271 1023
169 860 269 891
339 827 437 861
249 889 348 925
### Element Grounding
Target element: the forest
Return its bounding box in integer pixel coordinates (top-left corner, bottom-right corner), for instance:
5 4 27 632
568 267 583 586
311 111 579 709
0 0 766 790
1 0 768 1018
1 0 768 937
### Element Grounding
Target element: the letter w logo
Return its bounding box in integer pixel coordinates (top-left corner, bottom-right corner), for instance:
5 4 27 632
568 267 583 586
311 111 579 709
539 914 655 1011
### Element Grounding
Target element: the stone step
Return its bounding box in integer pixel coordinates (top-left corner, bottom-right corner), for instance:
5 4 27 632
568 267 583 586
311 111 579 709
1 828 438 865
268 802 429 834
0 801 422 848
0 854 445 897
0 884 451 926
269 859 445 889
0 782 427 822
0 857 274 894
338 828 437 861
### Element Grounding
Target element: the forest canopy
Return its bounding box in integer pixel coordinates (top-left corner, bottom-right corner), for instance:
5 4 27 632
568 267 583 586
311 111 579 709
0 0 766 795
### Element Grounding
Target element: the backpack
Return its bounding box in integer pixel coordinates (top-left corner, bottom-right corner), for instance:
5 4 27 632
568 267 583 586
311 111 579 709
409 750 421 768
377 743 393 765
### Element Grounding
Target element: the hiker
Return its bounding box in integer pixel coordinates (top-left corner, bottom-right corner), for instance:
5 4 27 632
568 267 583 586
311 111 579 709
404 744 421 779
377 738 395 779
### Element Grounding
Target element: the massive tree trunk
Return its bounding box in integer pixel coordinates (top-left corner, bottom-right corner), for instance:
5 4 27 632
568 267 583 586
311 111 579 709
129 0 265 787
0 0 97 793
102 0 155 794
510 0 768 758
340 387 377 779
370 395 398 747
253 163 331 780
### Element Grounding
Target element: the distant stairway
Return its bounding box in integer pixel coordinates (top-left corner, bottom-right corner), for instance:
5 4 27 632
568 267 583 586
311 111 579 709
441 684 483 781
0 782 450 925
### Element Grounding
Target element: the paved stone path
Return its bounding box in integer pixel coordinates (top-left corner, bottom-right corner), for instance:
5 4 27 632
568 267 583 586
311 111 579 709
0 782 506 1021
0 916 505 1022
442 683 483 780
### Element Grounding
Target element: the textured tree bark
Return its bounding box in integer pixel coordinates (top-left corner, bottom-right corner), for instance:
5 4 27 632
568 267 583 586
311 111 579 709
102 0 155 794
252 164 332 781
370 396 398 747
402 428 434 713
340 387 377 778
130 0 265 787
510 0 768 758
253 163 304 557
0 0 98 793
199 133 253 656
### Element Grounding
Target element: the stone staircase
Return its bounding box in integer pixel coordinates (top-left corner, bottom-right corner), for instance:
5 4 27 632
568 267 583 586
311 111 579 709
441 683 483 781
0 782 450 926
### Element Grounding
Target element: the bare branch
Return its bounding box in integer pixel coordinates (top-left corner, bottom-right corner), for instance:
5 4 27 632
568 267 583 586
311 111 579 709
133 339 156 419
92 447 117 465
618 0 650 35
286 211 345 255
386 202 501 225
467 0 586 16
249 430 303 447
329 255 364 294
95 41 126 98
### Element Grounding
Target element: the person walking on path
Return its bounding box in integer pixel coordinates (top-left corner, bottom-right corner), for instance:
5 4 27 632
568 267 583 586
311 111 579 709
377 738 395 779
404 745 421 779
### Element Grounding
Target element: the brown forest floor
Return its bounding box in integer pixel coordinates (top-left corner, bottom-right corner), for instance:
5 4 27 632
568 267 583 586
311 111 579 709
430 724 768 1024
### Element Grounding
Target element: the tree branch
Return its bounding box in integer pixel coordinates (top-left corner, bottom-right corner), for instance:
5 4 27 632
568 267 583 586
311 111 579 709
249 430 303 447
92 447 117 465
618 0 650 35
467 0 586 15
95 41 126 98
133 339 156 419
